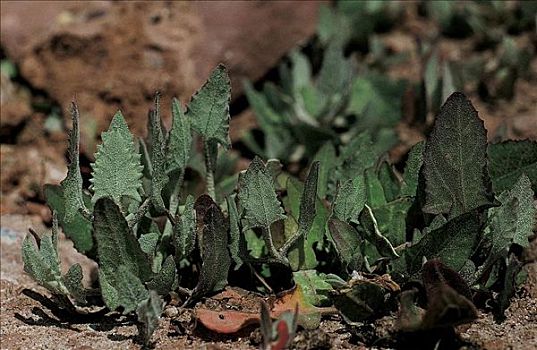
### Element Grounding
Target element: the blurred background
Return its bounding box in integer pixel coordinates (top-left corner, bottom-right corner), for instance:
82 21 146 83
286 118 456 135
1 0 536 221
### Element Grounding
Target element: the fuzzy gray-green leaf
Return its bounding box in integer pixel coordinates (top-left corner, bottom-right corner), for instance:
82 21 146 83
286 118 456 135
62 263 87 304
60 102 88 223
488 140 537 193
227 195 245 270
187 64 231 148
333 175 365 222
400 141 424 197
396 212 480 278
136 290 163 345
99 265 149 313
328 218 363 271
423 92 495 217
146 255 177 296
173 195 196 260
481 175 535 271
238 157 286 230
44 184 94 253
93 197 151 283
91 111 143 204
167 98 192 174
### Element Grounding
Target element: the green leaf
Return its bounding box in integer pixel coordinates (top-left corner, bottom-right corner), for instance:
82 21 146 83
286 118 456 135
60 102 88 223
372 197 413 247
358 205 399 259
488 140 537 193
22 215 87 303
167 98 192 174
337 132 379 182
44 184 93 253
93 197 152 283
146 255 177 296
136 290 163 346
293 270 333 306
238 157 286 230
99 265 148 313
282 163 321 270
423 92 495 218
364 168 387 208
297 162 319 239
187 64 231 148
328 218 363 271
138 232 159 255
91 111 143 205
317 40 353 116
313 143 336 198
227 195 245 270
400 141 425 197
173 195 196 261
62 263 87 304
498 254 523 316
481 175 535 272
332 175 366 222
22 229 66 296
347 72 406 129
191 195 231 300
148 94 168 212
395 212 480 278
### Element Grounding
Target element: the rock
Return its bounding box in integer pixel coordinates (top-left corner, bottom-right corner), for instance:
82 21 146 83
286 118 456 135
1 1 322 137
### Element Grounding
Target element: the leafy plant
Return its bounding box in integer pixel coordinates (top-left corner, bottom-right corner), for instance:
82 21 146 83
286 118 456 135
23 59 535 350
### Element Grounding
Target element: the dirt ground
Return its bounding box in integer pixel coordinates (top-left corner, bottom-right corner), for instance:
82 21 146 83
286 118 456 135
1 1 536 349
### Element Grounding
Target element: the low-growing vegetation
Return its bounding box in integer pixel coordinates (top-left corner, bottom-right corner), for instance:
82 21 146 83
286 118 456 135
22 61 536 347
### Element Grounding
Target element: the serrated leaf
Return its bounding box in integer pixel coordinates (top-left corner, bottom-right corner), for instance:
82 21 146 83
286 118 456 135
238 157 286 230
44 184 93 253
137 290 163 346
173 195 196 260
22 231 66 296
91 111 143 204
378 162 400 202
93 197 152 283
167 98 192 174
396 212 480 278
146 255 177 296
187 64 231 148
488 140 537 193
481 175 535 272
423 92 495 218
191 195 231 300
400 141 424 197
332 175 366 222
148 94 168 212
328 218 363 271
60 102 88 223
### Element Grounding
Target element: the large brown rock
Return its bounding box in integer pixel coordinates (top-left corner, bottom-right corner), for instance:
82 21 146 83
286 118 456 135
1 1 321 137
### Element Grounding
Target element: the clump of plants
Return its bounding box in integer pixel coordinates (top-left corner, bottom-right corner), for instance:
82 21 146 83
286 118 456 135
22 63 536 347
